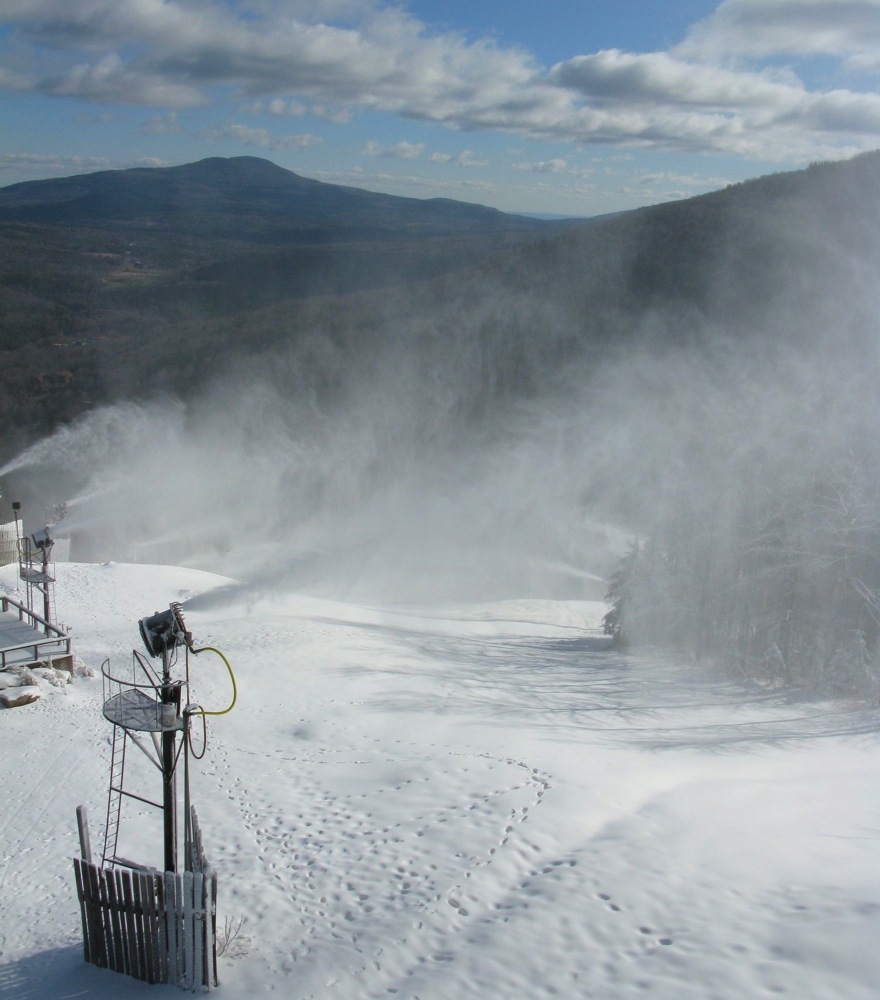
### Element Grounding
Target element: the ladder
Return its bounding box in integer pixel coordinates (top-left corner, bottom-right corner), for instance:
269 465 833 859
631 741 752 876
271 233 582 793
101 719 166 868
102 725 126 866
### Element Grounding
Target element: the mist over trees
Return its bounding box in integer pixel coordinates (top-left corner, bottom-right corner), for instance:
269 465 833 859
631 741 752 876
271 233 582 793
593 157 880 700
602 333 880 700
4 152 880 698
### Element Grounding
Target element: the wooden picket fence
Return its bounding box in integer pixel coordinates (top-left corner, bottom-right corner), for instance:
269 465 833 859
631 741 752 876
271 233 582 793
73 807 218 990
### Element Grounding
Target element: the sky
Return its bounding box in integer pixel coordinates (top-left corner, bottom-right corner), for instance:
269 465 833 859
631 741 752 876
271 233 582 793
2 0 880 214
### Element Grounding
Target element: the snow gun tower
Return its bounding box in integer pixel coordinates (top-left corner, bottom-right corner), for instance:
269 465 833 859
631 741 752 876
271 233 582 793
18 523 57 630
73 602 236 990
0 504 73 705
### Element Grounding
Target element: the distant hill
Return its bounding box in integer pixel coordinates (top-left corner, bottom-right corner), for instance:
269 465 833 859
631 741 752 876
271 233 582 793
2 151 880 461
0 155 553 241
0 156 572 455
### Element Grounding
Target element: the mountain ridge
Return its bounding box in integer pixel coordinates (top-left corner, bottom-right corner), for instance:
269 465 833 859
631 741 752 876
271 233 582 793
2 151 880 462
0 155 554 240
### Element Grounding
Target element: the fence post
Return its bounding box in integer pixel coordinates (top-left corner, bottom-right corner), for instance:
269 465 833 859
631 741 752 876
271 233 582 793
76 805 92 864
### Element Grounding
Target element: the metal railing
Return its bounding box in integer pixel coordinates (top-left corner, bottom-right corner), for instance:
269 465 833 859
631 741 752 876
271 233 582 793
0 594 72 669
101 652 182 732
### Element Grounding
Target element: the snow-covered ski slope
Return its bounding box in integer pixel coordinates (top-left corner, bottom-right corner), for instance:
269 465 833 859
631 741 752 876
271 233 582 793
2 561 880 999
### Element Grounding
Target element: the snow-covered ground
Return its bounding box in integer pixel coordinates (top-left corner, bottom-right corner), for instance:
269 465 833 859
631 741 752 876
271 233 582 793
2 560 880 999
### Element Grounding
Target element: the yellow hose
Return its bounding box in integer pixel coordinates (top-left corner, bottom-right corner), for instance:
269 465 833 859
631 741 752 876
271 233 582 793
190 646 237 716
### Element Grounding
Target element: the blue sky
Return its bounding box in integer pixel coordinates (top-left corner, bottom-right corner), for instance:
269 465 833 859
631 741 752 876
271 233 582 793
2 0 880 214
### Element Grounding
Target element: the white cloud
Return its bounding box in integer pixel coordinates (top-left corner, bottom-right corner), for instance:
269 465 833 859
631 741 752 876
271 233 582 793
0 65 30 90
513 158 569 173
0 151 166 174
362 139 425 159
637 171 732 188
77 110 117 123
512 158 594 179
312 165 497 196
680 0 880 60
197 121 324 148
244 98 350 122
547 44 880 159
310 104 352 123
1 0 552 120
4 0 880 163
550 50 803 109
265 98 308 117
429 149 488 167
40 51 206 107
141 110 180 134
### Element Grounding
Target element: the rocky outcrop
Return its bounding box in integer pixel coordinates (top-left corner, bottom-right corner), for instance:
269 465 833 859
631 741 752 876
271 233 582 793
0 684 42 708
0 661 74 707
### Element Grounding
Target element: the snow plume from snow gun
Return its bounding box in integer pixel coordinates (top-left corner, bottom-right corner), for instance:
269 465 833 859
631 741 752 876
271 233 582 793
7 317 878 609
0 307 627 602
5 164 880 608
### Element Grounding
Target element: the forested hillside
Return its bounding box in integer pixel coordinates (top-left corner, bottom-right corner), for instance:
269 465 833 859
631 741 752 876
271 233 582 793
4 151 880 699
593 154 880 697
0 156 558 458
3 153 877 460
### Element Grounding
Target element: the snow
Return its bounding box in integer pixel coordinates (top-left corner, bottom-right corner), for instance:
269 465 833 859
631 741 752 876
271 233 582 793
2 561 880 999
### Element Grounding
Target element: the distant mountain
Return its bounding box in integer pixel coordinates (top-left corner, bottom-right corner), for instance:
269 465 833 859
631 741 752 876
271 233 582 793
0 156 568 456
0 156 553 242
2 151 880 462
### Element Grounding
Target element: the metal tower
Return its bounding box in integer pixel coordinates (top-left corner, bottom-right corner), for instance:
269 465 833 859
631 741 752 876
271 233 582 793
73 602 234 989
99 602 235 874
19 526 57 631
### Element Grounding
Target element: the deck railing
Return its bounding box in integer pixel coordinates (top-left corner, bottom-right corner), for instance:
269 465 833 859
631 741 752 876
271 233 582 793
0 595 72 669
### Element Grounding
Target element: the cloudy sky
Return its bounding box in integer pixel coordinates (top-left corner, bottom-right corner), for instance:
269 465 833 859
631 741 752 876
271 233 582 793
2 0 880 214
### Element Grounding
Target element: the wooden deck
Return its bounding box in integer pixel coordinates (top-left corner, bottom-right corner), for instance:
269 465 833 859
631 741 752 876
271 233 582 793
0 596 72 671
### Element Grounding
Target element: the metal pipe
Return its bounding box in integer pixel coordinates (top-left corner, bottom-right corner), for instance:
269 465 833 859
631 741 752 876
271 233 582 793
11 503 21 579
41 546 51 633
160 649 179 873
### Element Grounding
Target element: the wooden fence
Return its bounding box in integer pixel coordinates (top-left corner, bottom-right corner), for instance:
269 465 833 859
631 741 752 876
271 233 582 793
0 522 16 567
73 807 218 990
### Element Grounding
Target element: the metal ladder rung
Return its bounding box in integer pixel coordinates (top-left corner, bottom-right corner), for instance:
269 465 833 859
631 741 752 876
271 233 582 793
103 720 168 865
111 788 163 810
102 726 126 866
